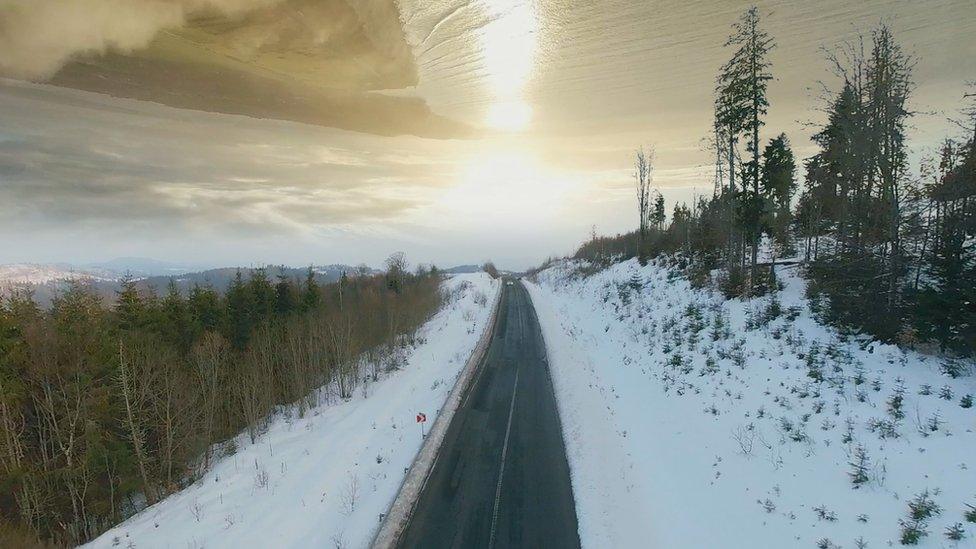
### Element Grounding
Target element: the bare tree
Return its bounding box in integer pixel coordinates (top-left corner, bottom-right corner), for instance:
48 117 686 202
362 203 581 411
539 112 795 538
117 341 156 505
385 252 408 294
634 147 655 264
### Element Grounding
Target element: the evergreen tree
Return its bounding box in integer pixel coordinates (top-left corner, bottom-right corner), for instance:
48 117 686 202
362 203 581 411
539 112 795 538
224 270 253 349
115 274 144 331
275 274 296 317
717 6 774 287
189 283 221 332
247 268 276 325
653 191 666 230
161 278 193 352
301 267 320 311
761 133 797 251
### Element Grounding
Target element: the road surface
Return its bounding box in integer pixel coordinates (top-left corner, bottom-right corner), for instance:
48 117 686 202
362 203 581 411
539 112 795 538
397 280 580 549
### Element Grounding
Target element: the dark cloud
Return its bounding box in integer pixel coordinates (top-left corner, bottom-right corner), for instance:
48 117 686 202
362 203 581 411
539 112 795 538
1 0 473 138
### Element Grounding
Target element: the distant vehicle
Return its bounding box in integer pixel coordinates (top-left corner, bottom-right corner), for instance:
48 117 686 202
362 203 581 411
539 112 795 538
506 281 514 286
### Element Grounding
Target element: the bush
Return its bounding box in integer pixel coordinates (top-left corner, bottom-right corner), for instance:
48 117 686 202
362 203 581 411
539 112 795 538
718 265 749 299
940 357 968 378
944 523 966 541
900 518 927 545
848 444 870 488
899 490 941 545
908 489 942 521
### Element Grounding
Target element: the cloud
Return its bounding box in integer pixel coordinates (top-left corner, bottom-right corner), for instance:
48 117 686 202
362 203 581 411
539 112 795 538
0 0 287 80
0 80 458 250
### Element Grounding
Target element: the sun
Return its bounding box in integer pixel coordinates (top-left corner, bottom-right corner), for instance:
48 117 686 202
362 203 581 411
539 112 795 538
486 100 533 132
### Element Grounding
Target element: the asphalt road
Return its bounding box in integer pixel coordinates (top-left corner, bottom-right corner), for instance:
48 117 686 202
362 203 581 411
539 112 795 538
397 280 580 549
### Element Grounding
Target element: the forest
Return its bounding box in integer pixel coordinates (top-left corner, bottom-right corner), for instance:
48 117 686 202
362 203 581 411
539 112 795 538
0 255 444 546
575 8 975 365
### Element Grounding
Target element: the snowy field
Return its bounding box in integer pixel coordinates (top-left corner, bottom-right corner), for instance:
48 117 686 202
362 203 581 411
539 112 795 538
86 273 500 549
528 259 975 548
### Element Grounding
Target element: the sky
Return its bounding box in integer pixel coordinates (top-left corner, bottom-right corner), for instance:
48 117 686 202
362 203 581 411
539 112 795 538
1 0 974 270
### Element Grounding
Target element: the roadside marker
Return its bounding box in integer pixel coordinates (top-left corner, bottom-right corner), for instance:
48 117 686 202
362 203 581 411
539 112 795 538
416 412 427 438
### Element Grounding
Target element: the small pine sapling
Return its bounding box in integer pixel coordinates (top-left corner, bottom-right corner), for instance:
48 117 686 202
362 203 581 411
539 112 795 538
908 489 942 521
849 444 870 488
899 518 927 545
944 522 966 542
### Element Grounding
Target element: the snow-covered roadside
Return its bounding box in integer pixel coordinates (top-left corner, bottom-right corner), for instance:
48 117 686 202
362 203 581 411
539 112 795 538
527 259 976 548
86 273 500 549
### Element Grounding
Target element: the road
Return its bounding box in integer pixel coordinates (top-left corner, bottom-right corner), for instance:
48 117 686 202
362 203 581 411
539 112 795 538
397 280 580 549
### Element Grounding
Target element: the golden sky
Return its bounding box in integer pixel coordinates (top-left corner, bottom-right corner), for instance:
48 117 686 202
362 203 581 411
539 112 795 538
1 0 974 269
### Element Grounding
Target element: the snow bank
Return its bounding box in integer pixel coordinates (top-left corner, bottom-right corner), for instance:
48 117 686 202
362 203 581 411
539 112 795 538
528 259 975 548
85 273 500 549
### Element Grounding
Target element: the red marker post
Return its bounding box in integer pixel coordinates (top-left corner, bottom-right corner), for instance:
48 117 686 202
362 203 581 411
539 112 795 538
416 412 427 438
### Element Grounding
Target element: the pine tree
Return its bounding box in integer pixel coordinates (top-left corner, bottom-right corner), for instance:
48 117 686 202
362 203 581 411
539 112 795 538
224 270 253 349
761 133 797 253
115 274 144 331
162 278 193 351
717 6 774 288
723 6 774 286
189 283 221 332
248 267 276 325
653 191 666 231
275 274 296 317
301 267 320 311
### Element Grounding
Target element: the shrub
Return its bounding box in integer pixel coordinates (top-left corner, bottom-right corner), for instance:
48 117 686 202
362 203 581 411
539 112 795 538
908 489 942 521
944 522 966 541
940 357 967 378
848 444 870 488
814 505 838 521
718 265 749 299
900 518 927 545
887 387 905 420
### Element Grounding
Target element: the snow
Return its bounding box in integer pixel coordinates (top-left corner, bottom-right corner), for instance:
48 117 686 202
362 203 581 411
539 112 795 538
0 263 115 285
85 273 500 549
527 258 976 548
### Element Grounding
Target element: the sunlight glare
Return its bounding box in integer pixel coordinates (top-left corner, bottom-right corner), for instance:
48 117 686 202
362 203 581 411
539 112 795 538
479 0 537 131
431 146 580 229
486 101 532 132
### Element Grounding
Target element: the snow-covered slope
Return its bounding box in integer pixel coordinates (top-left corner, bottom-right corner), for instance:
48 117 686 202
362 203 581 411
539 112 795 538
0 263 116 285
528 259 975 548
85 273 500 549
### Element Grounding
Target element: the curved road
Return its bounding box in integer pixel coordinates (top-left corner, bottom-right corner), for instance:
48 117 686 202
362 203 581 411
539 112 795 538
397 280 580 549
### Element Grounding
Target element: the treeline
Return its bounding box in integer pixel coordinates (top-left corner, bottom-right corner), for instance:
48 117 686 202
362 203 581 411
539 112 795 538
0 254 444 546
584 8 975 361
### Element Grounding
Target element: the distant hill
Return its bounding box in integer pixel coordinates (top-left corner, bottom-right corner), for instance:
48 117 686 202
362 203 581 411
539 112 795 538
84 257 196 277
132 264 376 294
0 262 378 306
441 264 484 274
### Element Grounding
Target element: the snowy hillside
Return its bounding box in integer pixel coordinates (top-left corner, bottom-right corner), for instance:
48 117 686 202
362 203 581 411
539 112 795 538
528 259 975 548
85 273 500 549
0 263 116 285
